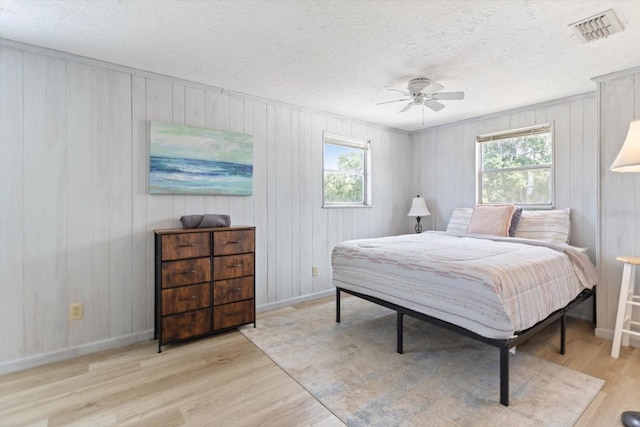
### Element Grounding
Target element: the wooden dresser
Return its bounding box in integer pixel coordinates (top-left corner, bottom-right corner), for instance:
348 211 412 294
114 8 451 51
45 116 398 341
154 226 255 352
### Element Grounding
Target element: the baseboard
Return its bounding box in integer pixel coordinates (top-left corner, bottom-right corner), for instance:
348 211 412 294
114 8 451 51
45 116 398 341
256 289 335 313
595 327 640 348
1 290 337 375
0 329 154 375
595 327 614 340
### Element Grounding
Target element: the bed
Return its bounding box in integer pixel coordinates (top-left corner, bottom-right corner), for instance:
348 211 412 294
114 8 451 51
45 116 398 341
331 206 598 406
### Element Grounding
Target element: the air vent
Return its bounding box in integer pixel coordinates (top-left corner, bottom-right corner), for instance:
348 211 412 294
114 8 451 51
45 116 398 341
569 9 623 43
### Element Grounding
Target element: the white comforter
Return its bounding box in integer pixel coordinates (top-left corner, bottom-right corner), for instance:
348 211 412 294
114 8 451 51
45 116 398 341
331 231 597 339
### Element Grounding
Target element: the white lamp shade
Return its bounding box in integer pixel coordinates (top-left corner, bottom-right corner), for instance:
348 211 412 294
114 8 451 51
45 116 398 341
610 119 640 173
407 196 431 217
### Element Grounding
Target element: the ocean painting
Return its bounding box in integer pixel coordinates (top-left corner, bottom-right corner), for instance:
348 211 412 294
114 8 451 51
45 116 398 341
149 121 253 195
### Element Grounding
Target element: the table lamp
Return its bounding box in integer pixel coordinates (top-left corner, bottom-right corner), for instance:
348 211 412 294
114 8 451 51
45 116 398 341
407 195 431 233
610 118 640 172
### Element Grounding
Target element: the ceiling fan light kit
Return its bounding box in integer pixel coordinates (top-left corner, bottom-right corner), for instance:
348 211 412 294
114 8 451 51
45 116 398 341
407 77 442 95
378 77 465 115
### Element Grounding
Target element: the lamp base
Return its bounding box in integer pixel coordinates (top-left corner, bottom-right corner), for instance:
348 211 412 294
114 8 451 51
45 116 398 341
622 411 640 427
415 217 423 234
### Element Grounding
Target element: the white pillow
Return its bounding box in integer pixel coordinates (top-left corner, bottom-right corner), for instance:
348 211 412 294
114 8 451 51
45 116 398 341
445 207 473 234
513 208 571 243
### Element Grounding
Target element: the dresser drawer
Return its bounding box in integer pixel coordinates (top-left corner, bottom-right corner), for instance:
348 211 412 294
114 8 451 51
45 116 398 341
161 258 211 288
162 283 210 315
213 253 254 280
161 308 210 342
161 232 210 261
213 230 255 256
213 300 254 330
213 277 254 305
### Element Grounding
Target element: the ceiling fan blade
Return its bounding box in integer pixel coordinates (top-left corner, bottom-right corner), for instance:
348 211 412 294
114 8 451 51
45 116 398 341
377 98 411 105
423 99 445 112
431 91 465 100
399 102 413 113
386 88 410 95
422 81 444 94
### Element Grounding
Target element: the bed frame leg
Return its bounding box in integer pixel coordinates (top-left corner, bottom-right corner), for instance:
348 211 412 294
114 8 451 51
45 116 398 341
397 312 404 354
396 311 404 354
592 291 597 327
336 288 341 323
500 346 509 406
560 312 566 355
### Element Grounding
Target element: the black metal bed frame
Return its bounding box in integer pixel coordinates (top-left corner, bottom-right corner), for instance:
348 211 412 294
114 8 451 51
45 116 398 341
335 286 596 406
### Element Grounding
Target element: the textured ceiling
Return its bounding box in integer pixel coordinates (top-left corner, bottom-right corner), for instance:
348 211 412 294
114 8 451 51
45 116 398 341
1 0 639 132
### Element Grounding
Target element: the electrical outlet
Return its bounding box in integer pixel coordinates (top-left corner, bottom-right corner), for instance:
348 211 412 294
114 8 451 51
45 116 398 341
312 266 318 277
70 303 83 320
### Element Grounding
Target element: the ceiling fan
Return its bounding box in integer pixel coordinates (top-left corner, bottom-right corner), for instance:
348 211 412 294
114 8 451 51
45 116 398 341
378 77 465 113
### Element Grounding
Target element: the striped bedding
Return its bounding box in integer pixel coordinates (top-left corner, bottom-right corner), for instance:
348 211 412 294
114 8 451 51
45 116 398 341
331 231 597 339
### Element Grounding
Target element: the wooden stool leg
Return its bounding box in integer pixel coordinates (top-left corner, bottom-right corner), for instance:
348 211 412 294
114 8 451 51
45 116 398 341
612 263 633 358
622 266 636 347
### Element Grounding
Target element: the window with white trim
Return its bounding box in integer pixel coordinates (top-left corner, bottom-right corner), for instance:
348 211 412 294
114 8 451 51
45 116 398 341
477 124 553 207
323 133 371 207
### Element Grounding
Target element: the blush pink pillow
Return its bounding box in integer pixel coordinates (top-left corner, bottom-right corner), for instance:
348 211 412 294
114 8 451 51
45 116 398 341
467 204 516 237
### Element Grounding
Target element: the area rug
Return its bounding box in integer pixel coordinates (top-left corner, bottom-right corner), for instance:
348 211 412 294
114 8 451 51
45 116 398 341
240 297 604 426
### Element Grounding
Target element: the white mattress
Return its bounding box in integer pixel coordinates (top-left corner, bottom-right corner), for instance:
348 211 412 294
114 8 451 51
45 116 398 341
331 232 595 339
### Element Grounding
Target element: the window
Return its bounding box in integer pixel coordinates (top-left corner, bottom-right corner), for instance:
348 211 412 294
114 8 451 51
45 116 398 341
323 133 370 207
477 124 553 207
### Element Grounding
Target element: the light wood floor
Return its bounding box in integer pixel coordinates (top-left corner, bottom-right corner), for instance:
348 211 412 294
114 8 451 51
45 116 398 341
1 296 638 426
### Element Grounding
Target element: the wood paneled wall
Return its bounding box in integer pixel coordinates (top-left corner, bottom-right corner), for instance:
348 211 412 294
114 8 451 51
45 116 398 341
595 68 640 338
0 42 412 370
410 93 598 321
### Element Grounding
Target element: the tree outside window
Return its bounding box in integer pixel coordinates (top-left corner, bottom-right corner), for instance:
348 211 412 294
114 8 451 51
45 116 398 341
478 125 553 206
323 134 370 207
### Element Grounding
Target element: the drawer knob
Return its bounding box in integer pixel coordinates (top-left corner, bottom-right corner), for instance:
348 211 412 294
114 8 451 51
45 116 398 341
229 288 242 292
180 270 196 274
227 240 243 244
179 295 197 301
227 264 243 268
178 244 196 247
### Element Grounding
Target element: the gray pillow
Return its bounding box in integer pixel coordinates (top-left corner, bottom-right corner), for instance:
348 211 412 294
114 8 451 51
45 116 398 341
180 214 231 229
508 207 523 237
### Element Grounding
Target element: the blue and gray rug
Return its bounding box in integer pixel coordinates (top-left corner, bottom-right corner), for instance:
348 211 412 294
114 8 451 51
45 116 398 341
241 297 603 426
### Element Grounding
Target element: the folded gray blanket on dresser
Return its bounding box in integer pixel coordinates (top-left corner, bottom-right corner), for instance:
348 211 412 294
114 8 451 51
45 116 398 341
180 214 231 229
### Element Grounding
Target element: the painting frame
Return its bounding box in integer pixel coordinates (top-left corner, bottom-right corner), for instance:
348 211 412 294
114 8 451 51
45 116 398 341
149 121 253 195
